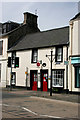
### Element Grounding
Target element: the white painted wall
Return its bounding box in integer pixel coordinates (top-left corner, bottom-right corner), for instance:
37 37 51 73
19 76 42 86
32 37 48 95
78 20 80 54
7 46 67 90
0 36 8 87
69 19 80 92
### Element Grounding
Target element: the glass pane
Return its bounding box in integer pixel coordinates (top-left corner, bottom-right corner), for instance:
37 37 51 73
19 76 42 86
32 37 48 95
52 70 63 87
0 41 3 55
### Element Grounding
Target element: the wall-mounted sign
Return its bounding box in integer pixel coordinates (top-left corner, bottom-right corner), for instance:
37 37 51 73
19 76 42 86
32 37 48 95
37 62 40 67
42 63 46 67
64 61 69 65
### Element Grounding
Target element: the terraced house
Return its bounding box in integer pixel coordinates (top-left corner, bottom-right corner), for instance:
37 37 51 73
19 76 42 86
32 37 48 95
0 12 80 93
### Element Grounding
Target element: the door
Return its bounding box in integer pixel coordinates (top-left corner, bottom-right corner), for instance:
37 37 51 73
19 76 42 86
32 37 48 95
30 70 37 91
41 70 48 91
75 67 80 88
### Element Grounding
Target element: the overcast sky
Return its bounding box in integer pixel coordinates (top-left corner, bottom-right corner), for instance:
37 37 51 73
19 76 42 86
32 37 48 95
1 1 80 31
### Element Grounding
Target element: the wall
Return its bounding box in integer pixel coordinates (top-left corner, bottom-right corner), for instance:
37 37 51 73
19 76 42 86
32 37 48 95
69 19 80 92
7 46 67 90
0 36 8 87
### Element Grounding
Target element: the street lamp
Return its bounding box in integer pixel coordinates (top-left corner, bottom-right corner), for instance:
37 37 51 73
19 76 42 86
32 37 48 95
46 49 53 96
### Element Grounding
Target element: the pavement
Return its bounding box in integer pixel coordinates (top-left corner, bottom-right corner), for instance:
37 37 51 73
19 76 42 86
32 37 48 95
2 88 80 103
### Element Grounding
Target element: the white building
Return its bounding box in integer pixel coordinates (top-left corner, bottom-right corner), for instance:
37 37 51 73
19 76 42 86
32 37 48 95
1 12 80 93
0 12 40 87
7 26 69 93
69 12 80 93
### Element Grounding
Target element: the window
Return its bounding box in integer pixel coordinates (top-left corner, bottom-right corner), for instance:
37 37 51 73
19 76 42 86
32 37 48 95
32 49 38 63
0 64 1 82
0 41 3 55
2 24 6 33
55 47 63 62
52 70 64 87
75 67 80 88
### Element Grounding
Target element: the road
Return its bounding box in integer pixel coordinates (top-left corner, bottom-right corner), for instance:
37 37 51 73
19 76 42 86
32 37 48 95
1 89 80 120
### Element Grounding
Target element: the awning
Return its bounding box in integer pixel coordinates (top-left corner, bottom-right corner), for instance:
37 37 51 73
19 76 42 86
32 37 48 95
71 57 80 64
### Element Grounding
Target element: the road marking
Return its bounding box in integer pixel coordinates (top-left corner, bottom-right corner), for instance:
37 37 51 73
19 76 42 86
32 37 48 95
1 103 62 118
40 114 61 118
22 107 37 115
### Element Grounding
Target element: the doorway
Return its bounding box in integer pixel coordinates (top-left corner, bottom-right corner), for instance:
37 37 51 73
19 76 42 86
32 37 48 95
40 69 48 91
30 70 38 91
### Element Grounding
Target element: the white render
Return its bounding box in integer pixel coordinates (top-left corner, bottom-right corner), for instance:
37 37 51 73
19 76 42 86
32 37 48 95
7 46 68 90
69 18 80 92
0 36 8 87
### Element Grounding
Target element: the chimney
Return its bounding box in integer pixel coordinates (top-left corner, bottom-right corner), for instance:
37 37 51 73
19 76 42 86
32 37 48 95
23 12 38 28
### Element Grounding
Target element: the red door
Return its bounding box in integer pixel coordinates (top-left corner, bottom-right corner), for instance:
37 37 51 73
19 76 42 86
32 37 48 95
42 72 48 91
32 72 37 91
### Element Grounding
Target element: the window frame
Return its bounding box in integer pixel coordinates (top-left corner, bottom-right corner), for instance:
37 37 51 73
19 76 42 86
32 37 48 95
0 41 3 55
55 46 63 62
52 69 64 88
31 49 38 63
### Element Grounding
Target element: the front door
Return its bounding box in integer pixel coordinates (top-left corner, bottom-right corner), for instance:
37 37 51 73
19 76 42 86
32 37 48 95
41 70 48 91
30 70 37 91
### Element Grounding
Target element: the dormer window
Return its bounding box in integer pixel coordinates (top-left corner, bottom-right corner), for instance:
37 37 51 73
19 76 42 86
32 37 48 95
0 41 3 55
32 49 38 63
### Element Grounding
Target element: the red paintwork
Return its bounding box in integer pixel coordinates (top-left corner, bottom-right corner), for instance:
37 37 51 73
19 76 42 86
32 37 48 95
43 81 47 91
43 75 47 91
32 81 37 91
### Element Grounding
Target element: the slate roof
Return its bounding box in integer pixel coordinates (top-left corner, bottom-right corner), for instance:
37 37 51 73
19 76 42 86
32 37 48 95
0 22 40 49
70 12 80 21
9 26 69 52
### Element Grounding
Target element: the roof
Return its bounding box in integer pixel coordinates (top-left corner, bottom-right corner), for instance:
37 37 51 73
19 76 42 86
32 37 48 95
2 21 20 25
70 12 80 21
9 26 69 52
0 22 40 49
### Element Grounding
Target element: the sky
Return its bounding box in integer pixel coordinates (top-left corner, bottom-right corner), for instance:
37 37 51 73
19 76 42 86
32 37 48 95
1 1 80 31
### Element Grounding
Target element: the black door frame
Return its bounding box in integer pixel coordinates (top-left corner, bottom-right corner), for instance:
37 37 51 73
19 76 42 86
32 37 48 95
40 69 48 91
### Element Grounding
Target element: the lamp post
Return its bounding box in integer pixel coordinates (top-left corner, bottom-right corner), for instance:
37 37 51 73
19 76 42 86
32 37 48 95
46 49 54 96
10 53 12 91
50 50 53 96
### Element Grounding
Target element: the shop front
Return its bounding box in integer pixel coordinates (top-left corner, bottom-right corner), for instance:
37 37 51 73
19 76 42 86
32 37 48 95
71 57 80 89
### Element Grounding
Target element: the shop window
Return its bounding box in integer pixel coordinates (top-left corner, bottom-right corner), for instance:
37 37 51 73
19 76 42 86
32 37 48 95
52 70 64 87
32 49 38 63
55 47 63 62
0 41 3 55
75 67 80 88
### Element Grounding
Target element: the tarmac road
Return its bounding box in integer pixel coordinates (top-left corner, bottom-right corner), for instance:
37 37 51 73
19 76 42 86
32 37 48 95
1 89 80 120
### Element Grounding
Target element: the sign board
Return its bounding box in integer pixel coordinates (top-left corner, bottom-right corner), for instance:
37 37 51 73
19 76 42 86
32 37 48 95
64 61 69 65
42 63 46 67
